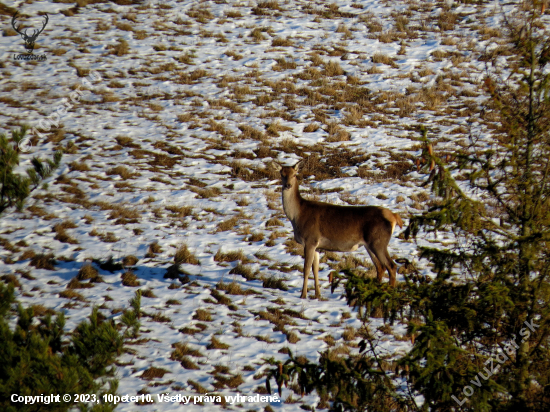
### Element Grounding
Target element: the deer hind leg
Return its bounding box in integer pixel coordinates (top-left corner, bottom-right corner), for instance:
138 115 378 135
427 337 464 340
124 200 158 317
382 249 397 287
365 246 385 283
302 245 317 299
313 250 320 299
366 237 397 286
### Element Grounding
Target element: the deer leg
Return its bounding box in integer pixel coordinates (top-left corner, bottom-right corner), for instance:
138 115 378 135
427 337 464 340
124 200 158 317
302 245 316 299
313 250 320 299
383 249 397 287
365 246 385 283
367 241 397 286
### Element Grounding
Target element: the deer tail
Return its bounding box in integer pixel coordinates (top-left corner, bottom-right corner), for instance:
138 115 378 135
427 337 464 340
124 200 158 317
394 213 404 229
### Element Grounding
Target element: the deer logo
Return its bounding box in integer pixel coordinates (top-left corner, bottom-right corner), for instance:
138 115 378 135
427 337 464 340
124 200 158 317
11 12 49 53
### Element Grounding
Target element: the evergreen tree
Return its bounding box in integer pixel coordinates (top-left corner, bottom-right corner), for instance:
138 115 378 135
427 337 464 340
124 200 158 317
267 2 550 410
0 126 62 215
0 283 141 412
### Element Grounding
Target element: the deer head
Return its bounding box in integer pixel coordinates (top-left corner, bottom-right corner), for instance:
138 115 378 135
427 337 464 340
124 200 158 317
12 12 49 53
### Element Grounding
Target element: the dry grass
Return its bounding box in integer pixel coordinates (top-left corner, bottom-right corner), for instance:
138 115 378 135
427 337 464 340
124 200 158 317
286 331 300 344
180 323 207 335
76 264 103 282
229 263 257 281
262 275 288 291
54 220 80 236
248 232 265 242
69 161 90 172
271 36 294 48
437 11 457 31
53 221 79 244
213 373 244 389
265 217 284 228
367 65 383 74
178 357 200 370
188 379 208 394
193 309 213 322
140 289 156 298
121 271 140 287
67 277 95 289
214 249 251 263
266 120 293 137
342 326 357 341
207 336 230 350
110 38 130 56
1 274 20 288
145 242 162 258
188 186 221 199
217 281 258 296
326 122 350 142
30 253 56 270
146 311 172 323
122 255 139 266
107 166 135 180
372 53 398 68
210 289 232 306
174 244 199 265
59 290 85 301
140 367 169 380
216 216 239 232
324 60 344 77
171 342 205 361
115 135 140 148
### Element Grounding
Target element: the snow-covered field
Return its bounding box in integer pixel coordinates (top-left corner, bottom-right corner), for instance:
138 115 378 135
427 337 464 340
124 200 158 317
0 0 535 410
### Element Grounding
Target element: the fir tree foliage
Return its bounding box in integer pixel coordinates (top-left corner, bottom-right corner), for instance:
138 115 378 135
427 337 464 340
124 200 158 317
267 2 550 411
0 126 62 215
120 289 141 339
0 283 142 412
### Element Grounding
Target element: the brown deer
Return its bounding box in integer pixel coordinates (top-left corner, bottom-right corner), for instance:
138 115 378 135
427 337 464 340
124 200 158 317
273 160 403 299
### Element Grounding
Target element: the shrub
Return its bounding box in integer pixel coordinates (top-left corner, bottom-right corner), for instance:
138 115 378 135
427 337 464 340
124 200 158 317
0 283 122 412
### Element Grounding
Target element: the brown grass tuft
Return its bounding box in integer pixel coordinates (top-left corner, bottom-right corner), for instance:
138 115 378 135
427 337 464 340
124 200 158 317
192 309 213 322
172 341 205 357
67 277 95 289
174 244 199 265
140 367 169 380
207 336 230 350
30 253 56 270
217 281 258 296
121 271 140 287
188 379 209 394
265 217 284 227
229 263 257 281
59 289 85 301
214 249 250 263
216 216 239 232
122 255 139 266
324 60 344 77
107 166 135 180
262 275 288 291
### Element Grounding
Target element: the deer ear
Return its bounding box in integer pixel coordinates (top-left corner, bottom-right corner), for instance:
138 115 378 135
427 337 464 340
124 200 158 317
293 159 304 173
270 162 282 172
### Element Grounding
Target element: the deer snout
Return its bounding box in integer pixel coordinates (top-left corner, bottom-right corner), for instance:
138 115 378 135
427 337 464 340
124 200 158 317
283 182 292 190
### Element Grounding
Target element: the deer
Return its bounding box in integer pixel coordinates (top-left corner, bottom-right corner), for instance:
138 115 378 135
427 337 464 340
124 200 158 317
272 160 403 299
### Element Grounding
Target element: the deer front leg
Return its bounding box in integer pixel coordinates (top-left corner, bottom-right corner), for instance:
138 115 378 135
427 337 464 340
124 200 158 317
301 245 316 299
313 250 320 299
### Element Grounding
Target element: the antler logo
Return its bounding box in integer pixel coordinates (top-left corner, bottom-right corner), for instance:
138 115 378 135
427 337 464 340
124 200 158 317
12 12 49 53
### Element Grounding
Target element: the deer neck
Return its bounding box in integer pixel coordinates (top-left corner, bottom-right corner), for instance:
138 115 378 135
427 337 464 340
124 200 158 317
282 182 302 223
